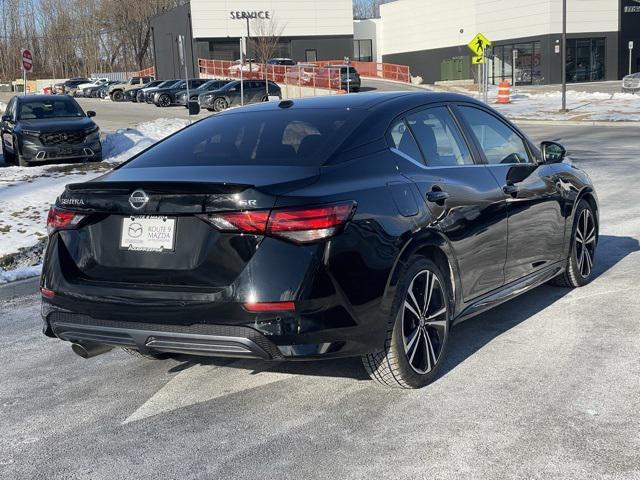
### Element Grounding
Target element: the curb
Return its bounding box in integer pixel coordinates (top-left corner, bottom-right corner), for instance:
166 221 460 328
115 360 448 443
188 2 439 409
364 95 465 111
0 276 39 301
512 119 640 127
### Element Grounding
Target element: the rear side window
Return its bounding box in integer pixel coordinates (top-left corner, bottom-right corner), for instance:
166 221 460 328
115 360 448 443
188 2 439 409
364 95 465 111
388 119 422 162
122 109 366 168
405 107 473 166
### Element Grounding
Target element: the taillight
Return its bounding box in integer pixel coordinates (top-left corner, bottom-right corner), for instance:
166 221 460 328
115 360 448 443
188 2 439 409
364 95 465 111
46 207 86 235
201 202 355 244
267 203 354 243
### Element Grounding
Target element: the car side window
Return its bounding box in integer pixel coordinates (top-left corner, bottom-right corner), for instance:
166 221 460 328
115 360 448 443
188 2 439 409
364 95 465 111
458 106 531 164
405 106 473 166
388 119 423 162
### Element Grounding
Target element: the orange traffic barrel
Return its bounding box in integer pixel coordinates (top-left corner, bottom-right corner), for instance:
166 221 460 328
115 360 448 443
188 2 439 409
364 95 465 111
497 80 511 104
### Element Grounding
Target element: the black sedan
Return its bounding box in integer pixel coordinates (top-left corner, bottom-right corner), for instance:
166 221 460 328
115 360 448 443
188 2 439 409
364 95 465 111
1 95 101 167
40 92 598 388
198 80 281 111
174 79 231 106
152 79 210 107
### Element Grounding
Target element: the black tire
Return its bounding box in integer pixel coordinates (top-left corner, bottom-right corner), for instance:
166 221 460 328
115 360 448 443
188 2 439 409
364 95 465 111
213 97 228 112
551 199 597 288
111 90 124 102
157 94 171 107
362 257 451 389
121 347 170 360
206 107 215 112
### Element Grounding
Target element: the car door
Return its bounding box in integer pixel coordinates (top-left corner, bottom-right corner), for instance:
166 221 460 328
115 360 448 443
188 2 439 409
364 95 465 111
391 104 509 301
453 104 565 284
1 98 16 154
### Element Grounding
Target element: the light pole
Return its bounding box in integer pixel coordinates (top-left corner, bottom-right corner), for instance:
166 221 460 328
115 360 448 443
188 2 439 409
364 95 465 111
246 17 252 74
561 0 567 112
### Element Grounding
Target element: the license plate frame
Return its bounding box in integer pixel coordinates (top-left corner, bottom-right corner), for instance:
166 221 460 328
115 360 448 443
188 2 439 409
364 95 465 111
120 215 176 253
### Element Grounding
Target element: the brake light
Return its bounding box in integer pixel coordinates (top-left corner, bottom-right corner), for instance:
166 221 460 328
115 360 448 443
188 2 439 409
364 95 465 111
46 207 86 235
40 287 55 299
201 202 355 244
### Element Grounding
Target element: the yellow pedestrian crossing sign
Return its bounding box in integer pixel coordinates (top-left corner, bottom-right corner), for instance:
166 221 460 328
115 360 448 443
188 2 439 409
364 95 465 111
468 33 492 57
472 55 485 65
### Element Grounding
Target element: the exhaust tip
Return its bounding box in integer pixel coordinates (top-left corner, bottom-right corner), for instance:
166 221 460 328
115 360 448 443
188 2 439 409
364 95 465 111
71 342 112 359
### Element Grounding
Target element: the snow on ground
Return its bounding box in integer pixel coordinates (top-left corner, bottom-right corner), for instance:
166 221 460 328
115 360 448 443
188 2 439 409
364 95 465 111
0 264 41 284
463 87 640 122
0 117 190 278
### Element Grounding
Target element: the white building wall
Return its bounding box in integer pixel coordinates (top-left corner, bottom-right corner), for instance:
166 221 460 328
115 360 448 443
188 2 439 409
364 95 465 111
190 0 354 39
354 19 383 63
380 0 619 56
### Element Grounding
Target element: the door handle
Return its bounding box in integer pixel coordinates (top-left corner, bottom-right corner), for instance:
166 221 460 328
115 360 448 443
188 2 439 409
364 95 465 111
426 190 450 203
503 184 519 196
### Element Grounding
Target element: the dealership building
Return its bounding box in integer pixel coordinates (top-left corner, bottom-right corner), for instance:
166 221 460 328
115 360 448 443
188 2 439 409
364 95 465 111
151 0 355 79
152 0 640 85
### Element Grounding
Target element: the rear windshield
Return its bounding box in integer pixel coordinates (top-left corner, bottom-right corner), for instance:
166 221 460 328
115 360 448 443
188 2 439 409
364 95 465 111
18 99 84 119
122 108 366 168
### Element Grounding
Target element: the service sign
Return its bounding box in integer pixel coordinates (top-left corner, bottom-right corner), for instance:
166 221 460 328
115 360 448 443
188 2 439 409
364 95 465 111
21 49 33 72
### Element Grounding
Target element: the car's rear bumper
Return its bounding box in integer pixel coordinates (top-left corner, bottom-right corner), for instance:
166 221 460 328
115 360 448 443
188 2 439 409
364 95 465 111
46 310 283 359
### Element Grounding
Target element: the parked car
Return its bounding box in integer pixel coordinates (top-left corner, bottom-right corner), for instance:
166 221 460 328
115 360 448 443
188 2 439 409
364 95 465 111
40 92 598 389
94 81 120 99
80 80 119 99
143 80 181 103
53 78 90 95
622 72 640 93
126 80 165 102
198 80 281 112
267 58 296 66
108 76 154 101
153 79 210 107
325 64 361 92
73 78 109 96
1 95 101 167
228 59 261 75
175 79 231 106
283 63 318 85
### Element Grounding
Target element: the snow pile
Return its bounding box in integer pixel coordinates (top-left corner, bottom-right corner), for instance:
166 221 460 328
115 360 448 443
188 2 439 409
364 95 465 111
102 118 191 163
491 90 640 122
0 118 191 279
0 264 41 285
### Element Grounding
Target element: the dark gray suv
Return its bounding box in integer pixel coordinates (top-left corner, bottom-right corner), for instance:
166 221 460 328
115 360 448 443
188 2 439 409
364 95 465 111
198 80 282 112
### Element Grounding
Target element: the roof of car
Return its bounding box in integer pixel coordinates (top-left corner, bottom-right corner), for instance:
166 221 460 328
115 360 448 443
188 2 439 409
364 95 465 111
222 91 481 113
15 94 75 102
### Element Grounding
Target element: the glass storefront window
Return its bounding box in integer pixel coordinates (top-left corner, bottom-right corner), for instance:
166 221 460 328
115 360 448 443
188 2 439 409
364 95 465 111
490 41 541 86
566 38 606 82
353 39 373 62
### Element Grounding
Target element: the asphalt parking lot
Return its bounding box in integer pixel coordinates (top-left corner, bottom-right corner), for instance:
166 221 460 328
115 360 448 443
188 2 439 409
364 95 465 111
0 119 639 479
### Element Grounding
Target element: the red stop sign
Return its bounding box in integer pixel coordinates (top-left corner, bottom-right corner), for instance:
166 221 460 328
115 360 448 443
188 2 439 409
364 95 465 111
22 49 33 72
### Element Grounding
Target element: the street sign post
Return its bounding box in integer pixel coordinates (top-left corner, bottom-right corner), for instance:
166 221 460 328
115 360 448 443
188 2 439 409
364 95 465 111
630 41 635 76
468 33 492 103
21 49 33 95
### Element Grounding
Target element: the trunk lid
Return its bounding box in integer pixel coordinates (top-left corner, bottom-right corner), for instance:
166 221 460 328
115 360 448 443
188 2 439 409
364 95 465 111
54 165 319 289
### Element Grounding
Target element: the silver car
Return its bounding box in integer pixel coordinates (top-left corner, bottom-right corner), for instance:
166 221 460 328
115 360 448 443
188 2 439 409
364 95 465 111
622 73 640 94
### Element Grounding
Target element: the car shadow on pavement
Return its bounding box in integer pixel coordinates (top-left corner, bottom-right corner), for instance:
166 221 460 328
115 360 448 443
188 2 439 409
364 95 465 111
165 235 638 385
438 234 639 382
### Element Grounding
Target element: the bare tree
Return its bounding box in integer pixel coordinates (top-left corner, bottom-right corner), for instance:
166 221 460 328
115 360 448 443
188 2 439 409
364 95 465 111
250 17 285 96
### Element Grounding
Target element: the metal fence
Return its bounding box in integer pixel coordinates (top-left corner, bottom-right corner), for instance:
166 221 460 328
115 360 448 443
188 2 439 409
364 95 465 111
198 59 344 92
315 60 411 83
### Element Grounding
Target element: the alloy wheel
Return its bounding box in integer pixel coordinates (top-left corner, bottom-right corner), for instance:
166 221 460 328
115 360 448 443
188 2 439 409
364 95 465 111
214 98 228 112
158 95 171 107
402 269 448 375
575 208 596 278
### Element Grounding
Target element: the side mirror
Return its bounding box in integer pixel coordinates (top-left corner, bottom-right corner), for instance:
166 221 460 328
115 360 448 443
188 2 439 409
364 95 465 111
1 115 10 122
87 111 96 118
540 141 566 164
